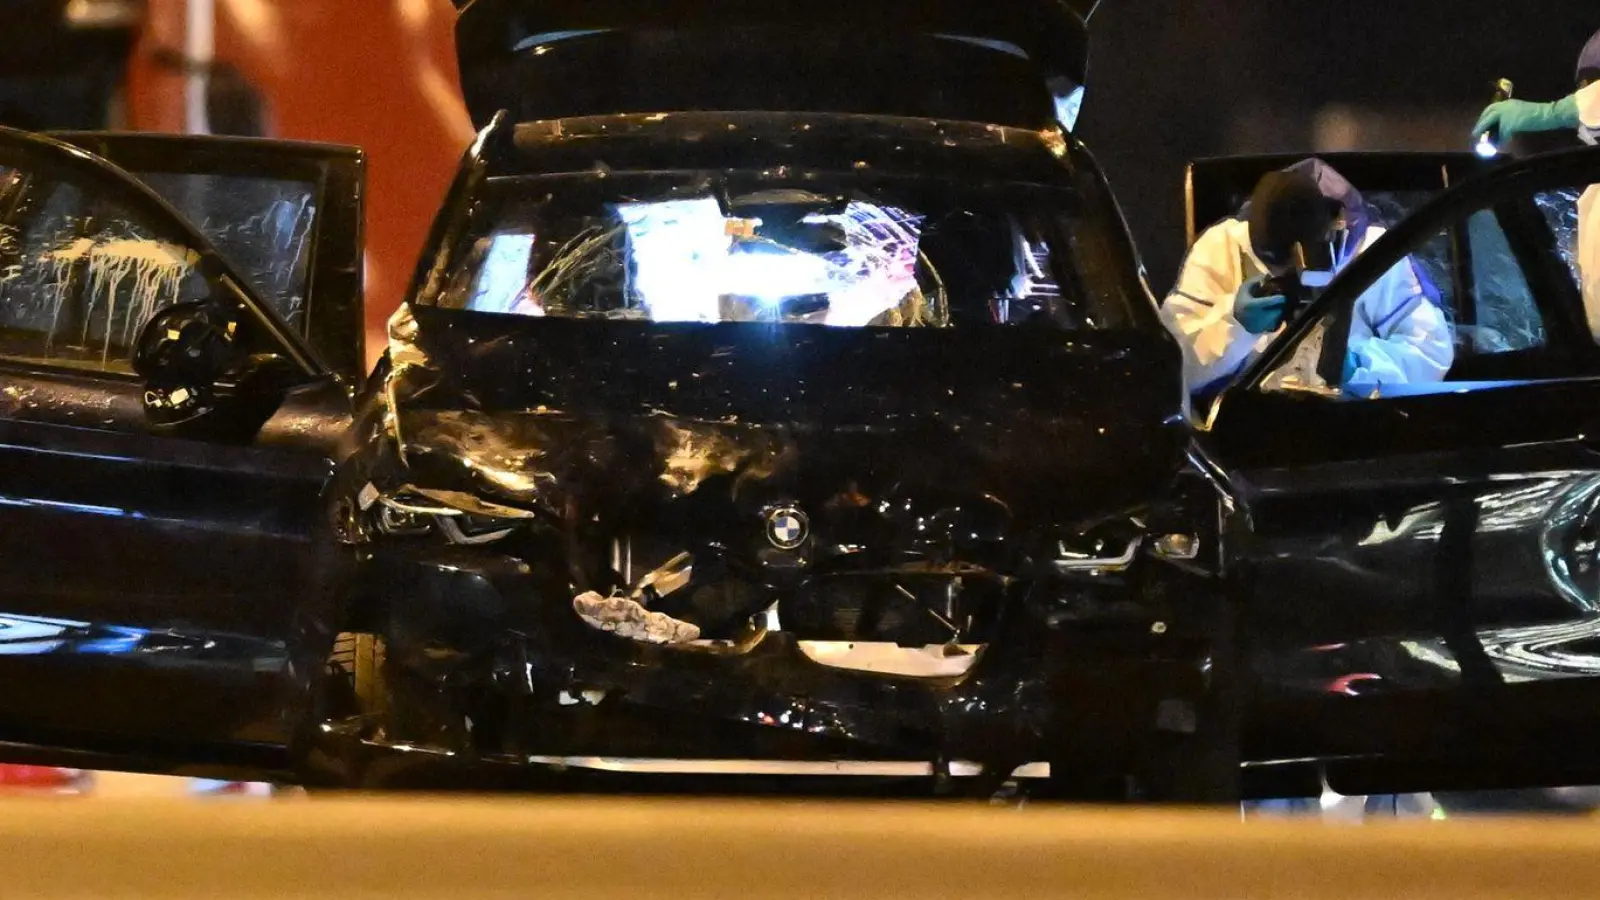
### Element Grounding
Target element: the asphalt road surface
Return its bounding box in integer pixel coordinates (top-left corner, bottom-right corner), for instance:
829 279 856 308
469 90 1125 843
5 796 1600 900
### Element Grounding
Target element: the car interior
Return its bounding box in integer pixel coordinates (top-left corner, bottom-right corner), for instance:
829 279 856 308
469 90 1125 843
1402 185 1592 383
1299 175 1600 393
1187 153 1600 398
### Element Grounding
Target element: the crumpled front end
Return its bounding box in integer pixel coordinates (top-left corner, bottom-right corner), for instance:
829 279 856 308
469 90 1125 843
310 295 1219 789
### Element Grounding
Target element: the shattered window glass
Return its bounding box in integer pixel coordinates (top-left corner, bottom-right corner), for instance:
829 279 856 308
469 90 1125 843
1536 187 1584 286
1533 185 1600 347
1464 210 1546 353
432 172 1124 330
132 172 316 334
1403 229 1456 332
1363 190 1437 230
0 167 208 373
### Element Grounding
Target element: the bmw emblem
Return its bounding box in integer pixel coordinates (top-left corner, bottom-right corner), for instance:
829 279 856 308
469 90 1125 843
765 506 810 551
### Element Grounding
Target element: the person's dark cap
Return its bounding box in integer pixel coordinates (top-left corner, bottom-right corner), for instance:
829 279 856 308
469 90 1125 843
1579 28 1600 85
1247 169 1340 269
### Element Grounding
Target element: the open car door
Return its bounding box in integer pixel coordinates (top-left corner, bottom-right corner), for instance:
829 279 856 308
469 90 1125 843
1197 147 1600 796
49 132 367 384
0 127 363 778
1185 151 1487 246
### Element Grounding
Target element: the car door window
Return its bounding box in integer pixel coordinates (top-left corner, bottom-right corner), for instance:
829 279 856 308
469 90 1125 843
133 171 317 334
1396 212 1548 355
0 158 212 374
1463 208 1547 352
1533 184 1600 341
1364 189 1440 230
1536 187 1584 283
1261 170 1597 399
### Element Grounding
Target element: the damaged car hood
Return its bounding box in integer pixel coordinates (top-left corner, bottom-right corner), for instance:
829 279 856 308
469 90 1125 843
377 306 1184 528
450 0 1092 130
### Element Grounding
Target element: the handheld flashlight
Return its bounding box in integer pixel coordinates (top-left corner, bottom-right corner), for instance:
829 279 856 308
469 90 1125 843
1476 78 1515 158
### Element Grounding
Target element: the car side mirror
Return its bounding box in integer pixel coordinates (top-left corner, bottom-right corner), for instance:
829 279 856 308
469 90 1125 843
132 300 250 427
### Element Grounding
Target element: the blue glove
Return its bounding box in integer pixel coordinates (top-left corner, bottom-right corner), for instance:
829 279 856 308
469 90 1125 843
1473 95 1581 142
1342 349 1361 384
1233 279 1287 334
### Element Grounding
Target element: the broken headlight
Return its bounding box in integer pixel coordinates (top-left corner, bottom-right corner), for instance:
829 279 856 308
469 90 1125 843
360 483 538 546
1051 519 1144 574
373 503 434 538
1049 518 1205 575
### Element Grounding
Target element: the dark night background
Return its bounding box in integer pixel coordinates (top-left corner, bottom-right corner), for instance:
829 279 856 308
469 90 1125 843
3 1 1599 299
1082 1 1600 289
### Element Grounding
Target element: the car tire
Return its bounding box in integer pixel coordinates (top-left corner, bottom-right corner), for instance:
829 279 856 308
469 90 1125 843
330 631 389 725
1143 682 1243 805
319 631 489 790
1157 600 1245 806
294 632 390 789
1045 604 1243 805
1044 705 1240 805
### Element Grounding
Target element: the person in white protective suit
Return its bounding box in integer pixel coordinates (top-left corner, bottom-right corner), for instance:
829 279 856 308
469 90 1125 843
1162 158 1454 402
1473 29 1600 339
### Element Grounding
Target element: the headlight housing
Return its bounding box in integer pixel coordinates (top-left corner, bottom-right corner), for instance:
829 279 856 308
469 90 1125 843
1051 519 1144 574
359 483 538 546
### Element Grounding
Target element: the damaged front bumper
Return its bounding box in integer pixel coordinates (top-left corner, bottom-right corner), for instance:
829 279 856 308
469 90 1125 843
335 520 1221 785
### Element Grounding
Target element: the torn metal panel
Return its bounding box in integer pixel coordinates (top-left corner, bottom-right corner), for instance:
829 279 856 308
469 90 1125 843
628 551 693 603
361 533 1196 770
572 591 701 645
383 486 542 521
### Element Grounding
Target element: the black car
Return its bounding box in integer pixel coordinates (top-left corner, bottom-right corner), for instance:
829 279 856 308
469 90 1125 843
3 0 1600 802
1187 147 1600 798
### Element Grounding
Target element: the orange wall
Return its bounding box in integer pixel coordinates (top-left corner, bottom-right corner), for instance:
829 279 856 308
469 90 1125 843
127 0 475 367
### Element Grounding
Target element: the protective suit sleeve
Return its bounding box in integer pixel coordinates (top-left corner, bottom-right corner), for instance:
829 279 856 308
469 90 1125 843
1579 81 1600 144
1579 185 1600 342
1473 96 1580 142
1161 222 1276 393
1580 84 1600 342
1346 257 1454 388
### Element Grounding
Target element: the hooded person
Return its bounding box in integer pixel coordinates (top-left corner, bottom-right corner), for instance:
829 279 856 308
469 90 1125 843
1473 28 1600 338
1162 158 1454 401
1473 29 1600 149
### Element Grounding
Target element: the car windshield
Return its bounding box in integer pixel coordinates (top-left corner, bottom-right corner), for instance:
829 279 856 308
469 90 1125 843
429 172 1135 329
